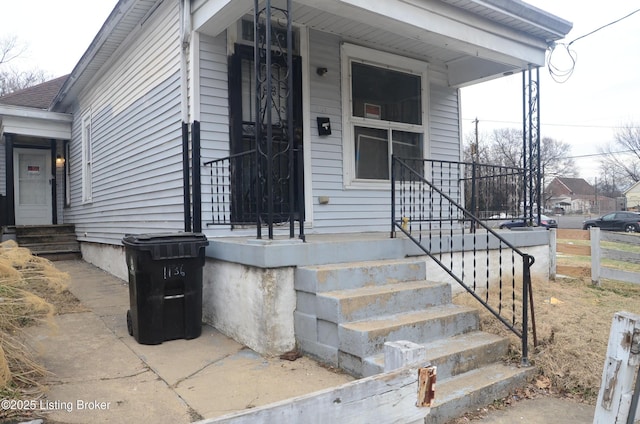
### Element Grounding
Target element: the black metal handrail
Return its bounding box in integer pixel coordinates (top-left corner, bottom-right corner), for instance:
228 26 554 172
391 155 537 365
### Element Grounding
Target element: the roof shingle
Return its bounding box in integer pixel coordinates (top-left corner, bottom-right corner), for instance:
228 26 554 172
0 75 68 110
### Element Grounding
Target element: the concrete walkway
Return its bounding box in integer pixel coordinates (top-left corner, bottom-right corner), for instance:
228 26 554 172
20 259 596 423
474 396 594 423
22 260 352 423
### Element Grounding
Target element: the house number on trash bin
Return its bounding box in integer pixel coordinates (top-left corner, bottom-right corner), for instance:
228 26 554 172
163 264 186 279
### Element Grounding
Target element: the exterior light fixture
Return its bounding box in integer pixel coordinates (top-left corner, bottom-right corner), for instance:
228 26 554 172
56 154 66 167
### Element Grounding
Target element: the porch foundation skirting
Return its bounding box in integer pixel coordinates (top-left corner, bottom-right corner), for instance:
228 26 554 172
77 230 551 356
202 260 297 356
79 241 298 355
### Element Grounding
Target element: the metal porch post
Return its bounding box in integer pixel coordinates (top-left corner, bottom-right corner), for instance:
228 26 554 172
254 0 294 240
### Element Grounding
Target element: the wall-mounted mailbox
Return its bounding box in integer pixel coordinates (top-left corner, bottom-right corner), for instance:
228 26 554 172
317 117 331 136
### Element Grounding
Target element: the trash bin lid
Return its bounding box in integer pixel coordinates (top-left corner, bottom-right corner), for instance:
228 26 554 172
122 232 208 259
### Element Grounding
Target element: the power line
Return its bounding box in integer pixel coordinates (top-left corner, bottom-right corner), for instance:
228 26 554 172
568 8 640 46
461 118 639 130
547 8 640 83
566 151 632 160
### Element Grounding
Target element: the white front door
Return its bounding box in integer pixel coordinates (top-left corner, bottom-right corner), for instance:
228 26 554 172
13 148 53 225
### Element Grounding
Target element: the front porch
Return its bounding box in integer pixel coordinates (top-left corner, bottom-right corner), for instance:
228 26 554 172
189 228 551 423
205 229 549 269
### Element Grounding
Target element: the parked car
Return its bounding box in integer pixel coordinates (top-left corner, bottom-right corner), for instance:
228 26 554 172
582 211 640 233
498 214 558 229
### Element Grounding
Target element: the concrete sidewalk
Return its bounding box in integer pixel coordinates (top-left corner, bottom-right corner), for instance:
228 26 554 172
22 260 352 423
474 396 594 423
20 259 596 423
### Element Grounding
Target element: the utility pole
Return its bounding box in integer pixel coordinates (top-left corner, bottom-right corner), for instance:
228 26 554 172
472 117 479 162
470 117 479 233
594 177 599 214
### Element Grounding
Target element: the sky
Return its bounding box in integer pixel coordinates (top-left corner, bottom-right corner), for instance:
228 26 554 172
460 1 640 183
1 0 638 183
0 0 118 77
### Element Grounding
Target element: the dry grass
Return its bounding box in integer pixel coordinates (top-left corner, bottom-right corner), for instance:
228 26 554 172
0 240 85 416
455 274 640 405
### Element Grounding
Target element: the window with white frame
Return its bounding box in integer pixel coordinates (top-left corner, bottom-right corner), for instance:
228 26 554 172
342 44 427 185
81 112 92 203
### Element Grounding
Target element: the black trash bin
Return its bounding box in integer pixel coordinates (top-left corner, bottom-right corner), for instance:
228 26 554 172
122 232 208 345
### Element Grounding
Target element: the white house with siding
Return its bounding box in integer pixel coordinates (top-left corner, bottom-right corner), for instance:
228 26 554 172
624 181 640 211
1 2 572 415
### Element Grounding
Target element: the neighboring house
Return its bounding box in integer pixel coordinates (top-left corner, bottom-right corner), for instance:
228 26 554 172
0 75 70 226
1 0 571 371
545 176 615 214
624 181 640 211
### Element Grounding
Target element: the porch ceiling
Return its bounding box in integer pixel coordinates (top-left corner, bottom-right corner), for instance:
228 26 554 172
194 0 572 87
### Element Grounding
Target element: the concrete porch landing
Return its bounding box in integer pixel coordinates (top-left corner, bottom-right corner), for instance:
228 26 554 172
205 229 550 268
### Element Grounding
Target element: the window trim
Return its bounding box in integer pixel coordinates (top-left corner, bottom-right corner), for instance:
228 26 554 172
341 43 429 189
81 111 93 203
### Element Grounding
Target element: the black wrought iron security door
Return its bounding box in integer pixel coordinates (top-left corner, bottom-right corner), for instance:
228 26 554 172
228 43 303 227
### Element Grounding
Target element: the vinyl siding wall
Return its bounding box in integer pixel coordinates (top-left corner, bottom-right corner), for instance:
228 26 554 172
306 30 460 233
64 0 183 244
196 27 461 237
198 32 232 236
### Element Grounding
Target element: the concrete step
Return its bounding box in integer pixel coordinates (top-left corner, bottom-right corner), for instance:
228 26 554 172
425 362 536 424
361 331 509 377
317 280 451 324
22 242 81 253
16 233 78 243
13 225 80 261
35 251 83 261
295 258 426 293
14 224 76 236
339 304 479 362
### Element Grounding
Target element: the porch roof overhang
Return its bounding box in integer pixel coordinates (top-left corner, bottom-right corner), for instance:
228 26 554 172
193 0 571 87
0 104 72 140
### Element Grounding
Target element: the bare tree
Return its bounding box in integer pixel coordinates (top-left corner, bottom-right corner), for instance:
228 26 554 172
0 68 50 96
0 35 51 96
0 35 26 65
464 127 578 177
598 123 640 188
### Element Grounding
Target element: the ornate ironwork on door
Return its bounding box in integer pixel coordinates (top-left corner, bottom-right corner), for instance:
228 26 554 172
217 0 303 239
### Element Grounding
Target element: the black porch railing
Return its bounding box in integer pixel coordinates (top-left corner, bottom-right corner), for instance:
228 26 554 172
391 156 537 365
203 148 305 239
204 150 257 227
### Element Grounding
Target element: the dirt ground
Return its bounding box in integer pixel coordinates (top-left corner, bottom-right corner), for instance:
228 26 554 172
450 271 640 423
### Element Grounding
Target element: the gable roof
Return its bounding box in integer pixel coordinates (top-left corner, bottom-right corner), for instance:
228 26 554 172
551 177 595 196
0 75 69 110
624 181 640 195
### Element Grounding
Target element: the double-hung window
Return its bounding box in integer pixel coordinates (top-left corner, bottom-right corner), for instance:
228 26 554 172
342 44 428 186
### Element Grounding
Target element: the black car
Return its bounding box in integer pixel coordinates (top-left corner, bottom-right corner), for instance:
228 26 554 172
498 214 558 229
582 211 640 233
